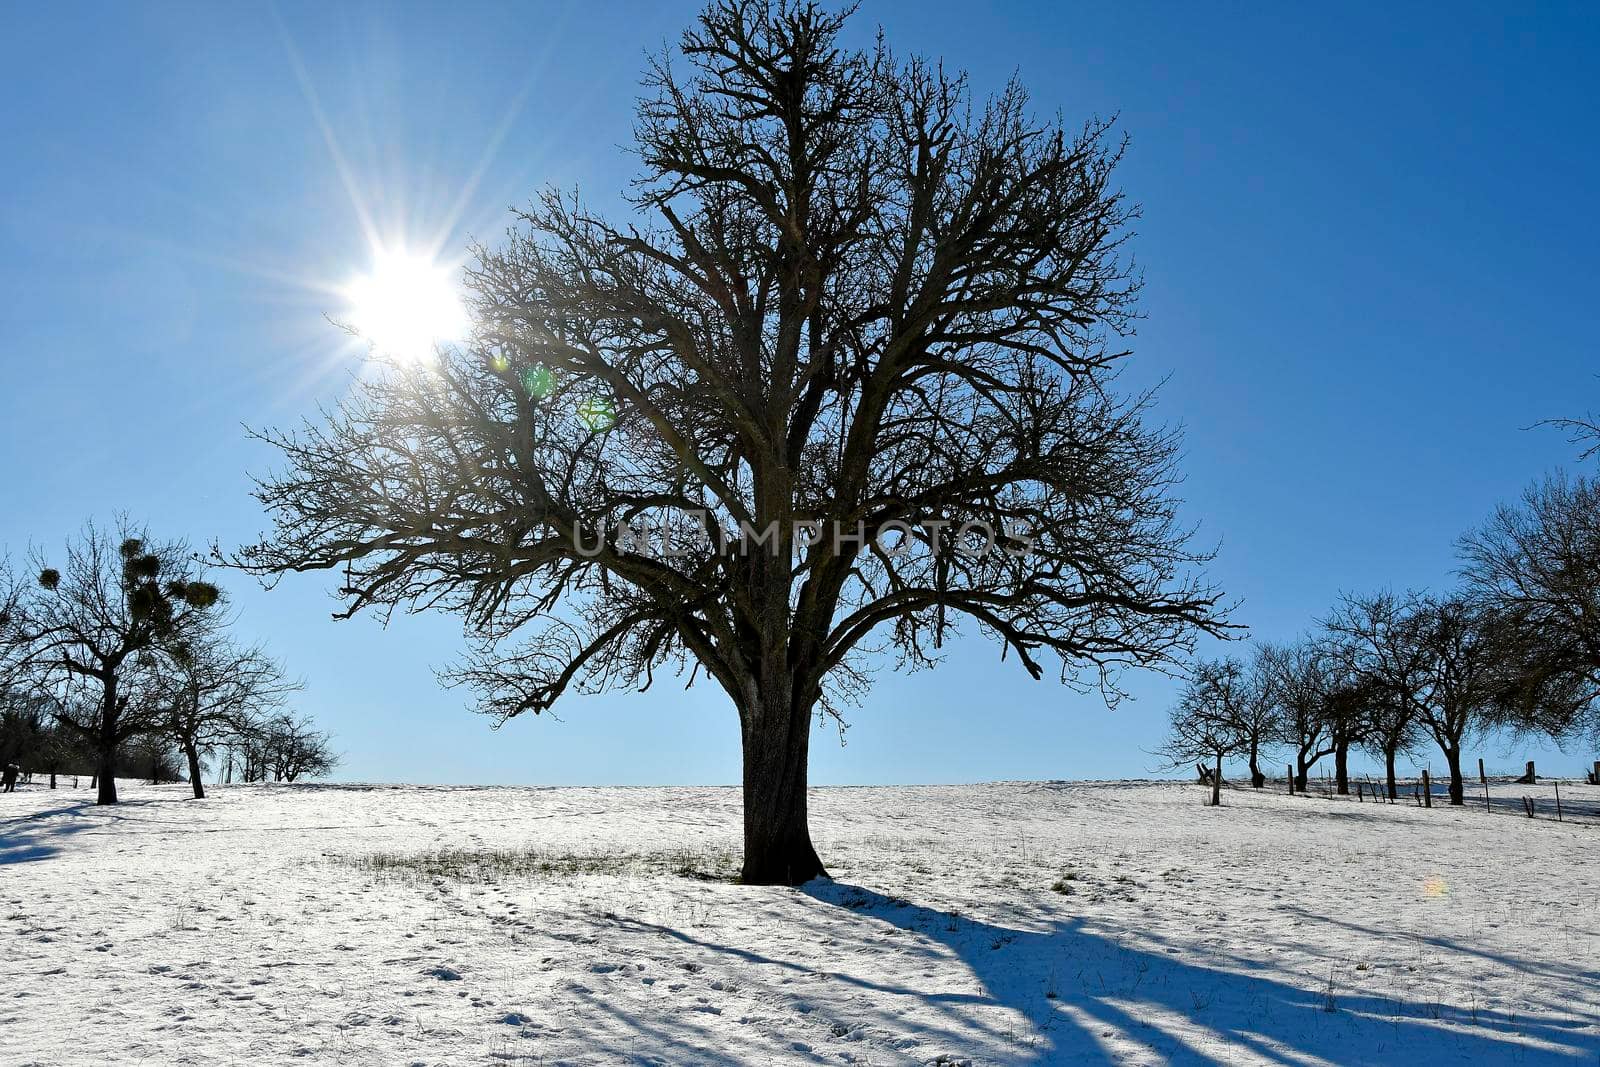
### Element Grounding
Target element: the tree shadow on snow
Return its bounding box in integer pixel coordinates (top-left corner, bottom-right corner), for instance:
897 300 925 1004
788 882 1600 1065
0 798 122 864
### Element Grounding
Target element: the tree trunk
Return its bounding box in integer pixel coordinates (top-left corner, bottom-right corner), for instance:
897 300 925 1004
1294 753 1309 792
1385 749 1398 800
96 678 119 805
738 681 826 886
1334 742 1350 795
1210 751 1223 806
49 771 56 789
185 742 205 800
1444 746 1465 806
1248 740 1264 788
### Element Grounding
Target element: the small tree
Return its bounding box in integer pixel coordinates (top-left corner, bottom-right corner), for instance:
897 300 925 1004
1409 596 1509 805
0 523 221 804
1260 638 1336 790
1161 658 1254 806
1320 675 1373 796
1327 592 1428 800
163 633 301 799
261 713 338 782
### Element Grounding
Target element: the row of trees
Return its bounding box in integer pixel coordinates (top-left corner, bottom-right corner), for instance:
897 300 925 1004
1167 420 1600 806
0 521 336 803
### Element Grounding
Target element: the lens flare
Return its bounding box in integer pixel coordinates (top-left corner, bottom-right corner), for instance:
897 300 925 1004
577 396 617 432
344 249 467 360
521 365 555 399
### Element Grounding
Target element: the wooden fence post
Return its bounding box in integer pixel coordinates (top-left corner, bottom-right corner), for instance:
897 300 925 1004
1287 764 1295 796
1480 757 1491 812
1421 770 1432 808
1554 780 1564 822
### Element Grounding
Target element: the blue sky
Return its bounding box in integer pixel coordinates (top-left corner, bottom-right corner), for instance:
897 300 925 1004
1 1 1596 785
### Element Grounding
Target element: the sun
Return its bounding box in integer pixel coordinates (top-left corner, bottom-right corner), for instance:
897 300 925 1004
344 249 467 360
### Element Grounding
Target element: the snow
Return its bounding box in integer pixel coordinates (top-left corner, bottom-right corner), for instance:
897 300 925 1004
2 778 1598 1065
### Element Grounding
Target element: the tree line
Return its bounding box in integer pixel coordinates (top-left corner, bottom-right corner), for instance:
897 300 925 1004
1166 424 1600 807
0 521 336 803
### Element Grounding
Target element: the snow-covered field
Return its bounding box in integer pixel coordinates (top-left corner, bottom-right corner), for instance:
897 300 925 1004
2 778 1598 1065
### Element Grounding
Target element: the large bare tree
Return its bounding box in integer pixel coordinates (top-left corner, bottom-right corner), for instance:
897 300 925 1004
238 0 1228 882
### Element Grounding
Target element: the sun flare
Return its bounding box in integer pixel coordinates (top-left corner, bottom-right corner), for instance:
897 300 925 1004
344 249 467 360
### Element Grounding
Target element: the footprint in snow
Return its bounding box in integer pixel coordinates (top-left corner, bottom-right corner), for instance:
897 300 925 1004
424 964 463 981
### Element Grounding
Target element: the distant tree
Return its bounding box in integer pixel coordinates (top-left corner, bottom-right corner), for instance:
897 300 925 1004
1357 686 1421 801
1319 674 1374 796
1336 593 1506 806
1233 653 1277 788
1160 658 1255 806
1460 473 1600 742
235 1 1229 881
0 524 221 804
1259 638 1336 790
162 633 301 799
0 690 46 772
261 713 338 782
127 733 183 785
1327 592 1429 800
1414 597 1512 804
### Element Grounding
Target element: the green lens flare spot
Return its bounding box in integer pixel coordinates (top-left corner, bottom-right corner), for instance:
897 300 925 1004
576 396 617 432
490 354 510 373
521 365 555 399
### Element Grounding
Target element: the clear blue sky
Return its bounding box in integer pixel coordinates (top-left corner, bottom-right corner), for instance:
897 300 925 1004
2 2 1596 785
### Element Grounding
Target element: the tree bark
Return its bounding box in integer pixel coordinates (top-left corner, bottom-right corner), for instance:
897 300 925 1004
1248 740 1265 788
1210 751 1223 806
185 742 206 800
95 678 119 806
1444 746 1465 805
1385 749 1398 800
1334 742 1350 795
738 680 826 886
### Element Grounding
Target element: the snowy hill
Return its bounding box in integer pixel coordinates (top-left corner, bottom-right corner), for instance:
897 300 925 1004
2 779 1597 1065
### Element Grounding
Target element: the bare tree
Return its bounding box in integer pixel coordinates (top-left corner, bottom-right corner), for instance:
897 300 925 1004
1460 473 1600 742
1326 592 1428 800
1334 591 1505 806
1 524 221 804
235 2 1229 881
1235 652 1277 788
1321 675 1374 796
1412 596 1509 805
1160 658 1255 806
260 713 338 783
1259 638 1335 790
163 631 301 799
1358 687 1421 801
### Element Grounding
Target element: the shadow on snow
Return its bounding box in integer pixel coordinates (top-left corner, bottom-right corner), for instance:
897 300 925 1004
608 880 1598 1064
